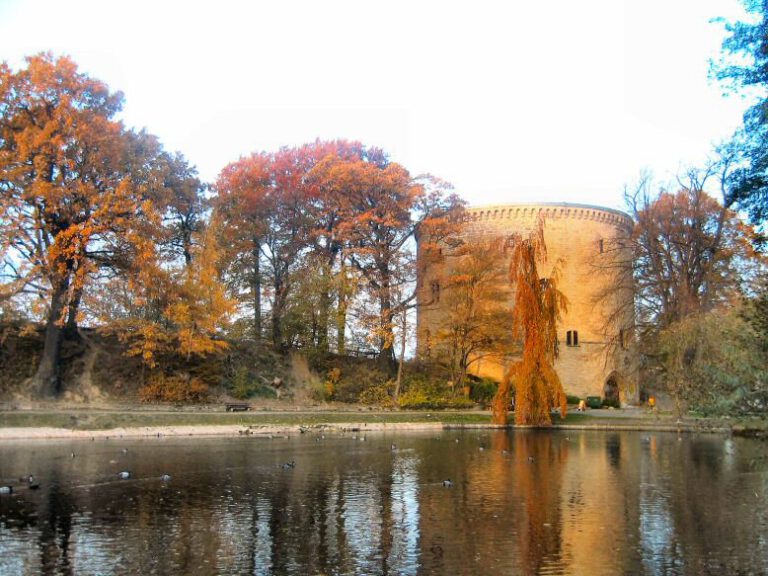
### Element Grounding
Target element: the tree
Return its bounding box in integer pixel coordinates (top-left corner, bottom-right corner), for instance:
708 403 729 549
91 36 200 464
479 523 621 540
622 169 763 337
598 168 766 413
215 140 367 349
101 213 233 369
313 153 463 364
214 152 272 343
713 1 768 221
0 54 166 396
492 224 568 426
433 237 512 389
157 152 208 269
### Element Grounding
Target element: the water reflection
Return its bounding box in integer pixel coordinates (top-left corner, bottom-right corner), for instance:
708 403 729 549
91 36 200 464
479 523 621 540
1 431 766 575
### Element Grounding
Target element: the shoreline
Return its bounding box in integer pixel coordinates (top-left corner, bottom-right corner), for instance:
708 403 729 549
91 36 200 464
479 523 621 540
0 419 740 441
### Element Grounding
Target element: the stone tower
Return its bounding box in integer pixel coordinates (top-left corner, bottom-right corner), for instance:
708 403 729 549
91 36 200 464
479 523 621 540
416 202 636 404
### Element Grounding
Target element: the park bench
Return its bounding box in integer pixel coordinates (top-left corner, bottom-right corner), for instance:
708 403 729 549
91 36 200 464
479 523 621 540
225 402 251 412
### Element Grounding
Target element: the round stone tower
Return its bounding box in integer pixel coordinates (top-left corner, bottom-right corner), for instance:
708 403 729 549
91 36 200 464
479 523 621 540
417 202 637 404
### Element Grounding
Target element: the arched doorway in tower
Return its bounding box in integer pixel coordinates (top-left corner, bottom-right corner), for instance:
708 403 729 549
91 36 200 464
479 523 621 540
604 373 621 407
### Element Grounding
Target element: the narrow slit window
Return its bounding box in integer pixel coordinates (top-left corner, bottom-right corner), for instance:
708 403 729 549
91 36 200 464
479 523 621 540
567 330 579 347
573 330 579 346
599 239 604 253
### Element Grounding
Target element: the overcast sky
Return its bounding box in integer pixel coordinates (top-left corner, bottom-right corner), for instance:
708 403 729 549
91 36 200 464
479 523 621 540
0 0 751 210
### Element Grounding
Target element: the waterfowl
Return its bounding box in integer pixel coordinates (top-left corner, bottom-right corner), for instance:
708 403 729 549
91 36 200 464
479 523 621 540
160 474 171 482
281 461 295 470
117 471 131 479
442 480 453 487
0 486 12 494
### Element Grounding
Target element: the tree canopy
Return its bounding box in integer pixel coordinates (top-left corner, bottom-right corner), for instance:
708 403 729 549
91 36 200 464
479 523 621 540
714 0 768 221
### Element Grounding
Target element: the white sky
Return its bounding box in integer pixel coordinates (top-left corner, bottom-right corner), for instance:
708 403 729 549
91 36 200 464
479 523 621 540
0 0 751 211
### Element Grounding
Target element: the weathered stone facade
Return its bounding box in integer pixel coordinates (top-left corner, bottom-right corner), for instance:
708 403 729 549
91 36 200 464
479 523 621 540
417 202 637 404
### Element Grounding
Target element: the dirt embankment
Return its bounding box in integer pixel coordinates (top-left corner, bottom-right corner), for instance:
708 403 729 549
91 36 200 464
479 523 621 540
0 323 394 407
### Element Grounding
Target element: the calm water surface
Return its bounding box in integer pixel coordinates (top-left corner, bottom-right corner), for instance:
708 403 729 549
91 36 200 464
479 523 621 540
0 430 766 575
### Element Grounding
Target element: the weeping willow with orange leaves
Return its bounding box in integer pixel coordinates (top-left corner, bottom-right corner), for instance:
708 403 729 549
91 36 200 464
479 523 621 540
492 223 568 425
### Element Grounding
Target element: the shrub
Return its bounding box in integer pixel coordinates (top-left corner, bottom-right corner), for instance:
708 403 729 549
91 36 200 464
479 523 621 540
602 397 620 409
139 373 209 403
469 378 498 407
566 394 581 405
230 366 254 400
324 367 342 400
586 396 602 409
359 381 395 407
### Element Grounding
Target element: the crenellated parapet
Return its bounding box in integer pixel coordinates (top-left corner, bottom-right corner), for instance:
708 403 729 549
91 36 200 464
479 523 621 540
463 203 633 232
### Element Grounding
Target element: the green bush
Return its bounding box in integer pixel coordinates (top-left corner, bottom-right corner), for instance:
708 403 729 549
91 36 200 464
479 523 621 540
602 397 620 409
469 378 498 406
228 366 277 400
586 396 602 409
566 394 581 405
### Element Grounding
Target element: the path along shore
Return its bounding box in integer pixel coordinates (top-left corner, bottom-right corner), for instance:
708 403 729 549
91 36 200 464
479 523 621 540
0 406 758 440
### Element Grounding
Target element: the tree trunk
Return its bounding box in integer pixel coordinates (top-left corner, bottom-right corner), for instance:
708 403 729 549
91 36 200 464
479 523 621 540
317 262 330 352
378 289 396 367
394 311 407 403
65 284 83 331
252 239 261 344
492 370 514 425
32 278 69 397
336 260 349 355
272 274 284 349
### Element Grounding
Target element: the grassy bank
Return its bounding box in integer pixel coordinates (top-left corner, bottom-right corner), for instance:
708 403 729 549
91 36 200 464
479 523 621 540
0 409 496 431
1 407 762 436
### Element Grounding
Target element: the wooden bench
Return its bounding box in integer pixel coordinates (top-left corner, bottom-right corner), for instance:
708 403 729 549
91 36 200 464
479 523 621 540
225 403 251 412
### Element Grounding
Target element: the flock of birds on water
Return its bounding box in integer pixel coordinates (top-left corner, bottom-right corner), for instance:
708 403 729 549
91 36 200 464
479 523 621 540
0 431 599 496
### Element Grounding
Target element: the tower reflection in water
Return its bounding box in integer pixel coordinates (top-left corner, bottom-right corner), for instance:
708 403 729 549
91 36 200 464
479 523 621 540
0 430 766 575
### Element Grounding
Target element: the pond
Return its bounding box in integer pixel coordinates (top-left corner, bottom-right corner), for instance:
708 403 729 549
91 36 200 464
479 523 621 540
0 429 766 575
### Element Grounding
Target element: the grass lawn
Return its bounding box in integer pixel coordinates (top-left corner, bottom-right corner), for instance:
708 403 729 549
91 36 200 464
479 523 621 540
0 409 497 430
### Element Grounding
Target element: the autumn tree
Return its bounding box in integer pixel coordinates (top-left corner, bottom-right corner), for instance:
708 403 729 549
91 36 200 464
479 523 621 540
433 236 512 388
157 152 208 268
96 209 233 369
0 54 169 396
215 141 370 349
597 166 766 414
214 152 271 343
492 225 568 426
312 153 463 364
622 168 763 336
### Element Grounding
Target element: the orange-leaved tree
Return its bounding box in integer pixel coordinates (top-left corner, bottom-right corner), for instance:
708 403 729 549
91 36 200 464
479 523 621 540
492 224 568 425
311 152 463 364
0 54 167 396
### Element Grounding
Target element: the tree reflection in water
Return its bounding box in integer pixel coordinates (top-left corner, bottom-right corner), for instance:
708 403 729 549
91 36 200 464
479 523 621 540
0 431 766 575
